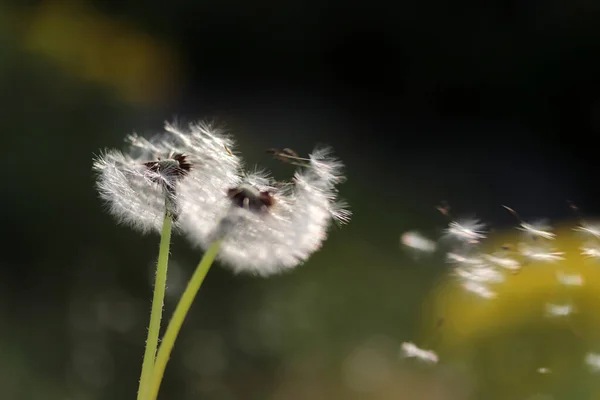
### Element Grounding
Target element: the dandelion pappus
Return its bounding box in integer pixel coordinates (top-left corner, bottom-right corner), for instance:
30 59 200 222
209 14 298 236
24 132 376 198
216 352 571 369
266 148 311 167
502 205 556 240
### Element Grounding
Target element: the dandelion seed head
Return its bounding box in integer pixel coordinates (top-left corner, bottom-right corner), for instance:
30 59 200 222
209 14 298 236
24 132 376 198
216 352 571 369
94 120 242 234
180 149 350 276
93 149 174 233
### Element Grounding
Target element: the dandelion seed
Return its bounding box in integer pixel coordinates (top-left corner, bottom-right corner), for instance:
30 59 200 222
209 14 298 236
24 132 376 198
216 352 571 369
179 147 350 276
519 244 564 262
400 231 437 253
444 218 487 244
482 253 521 272
581 244 600 259
585 352 600 372
556 271 584 286
545 303 574 317
537 367 551 374
400 342 439 364
573 222 600 240
93 149 186 233
446 252 485 266
503 206 555 240
454 265 505 284
461 281 496 299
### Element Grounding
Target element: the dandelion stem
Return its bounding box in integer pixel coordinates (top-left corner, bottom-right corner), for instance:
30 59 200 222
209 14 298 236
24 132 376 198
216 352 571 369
145 239 222 400
137 212 173 400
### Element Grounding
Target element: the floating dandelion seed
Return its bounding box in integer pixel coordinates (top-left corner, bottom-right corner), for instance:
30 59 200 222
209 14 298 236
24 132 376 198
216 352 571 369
444 218 487 244
446 252 485 266
461 280 496 299
556 271 584 286
537 367 551 374
502 206 555 240
545 303 574 317
585 353 600 372
400 342 439 364
573 222 600 240
519 243 564 262
581 243 600 259
179 147 350 276
454 265 505 284
400 231 437 253
482 253 521 272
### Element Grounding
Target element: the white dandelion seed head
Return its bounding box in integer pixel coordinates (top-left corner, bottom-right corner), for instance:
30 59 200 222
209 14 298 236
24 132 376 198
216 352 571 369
93 149 180 234
94 120 242 234
446 252 485 266
179 149 350 276
400 342 439 364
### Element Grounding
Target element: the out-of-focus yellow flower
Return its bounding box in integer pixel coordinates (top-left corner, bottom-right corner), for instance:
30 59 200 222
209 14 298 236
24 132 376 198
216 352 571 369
21 0 181 106
427 222 600 348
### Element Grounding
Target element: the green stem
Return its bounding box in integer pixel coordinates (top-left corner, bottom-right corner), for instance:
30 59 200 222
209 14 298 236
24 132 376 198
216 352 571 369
145 239 222 400
137 213 173 400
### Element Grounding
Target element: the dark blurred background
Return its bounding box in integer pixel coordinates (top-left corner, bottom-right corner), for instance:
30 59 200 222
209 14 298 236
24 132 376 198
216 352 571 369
2 0 600 399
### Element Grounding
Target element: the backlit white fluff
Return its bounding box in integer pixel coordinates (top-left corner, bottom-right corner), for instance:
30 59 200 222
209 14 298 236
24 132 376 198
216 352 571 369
93 121 241 234
94 149 171 233
179 148 350 276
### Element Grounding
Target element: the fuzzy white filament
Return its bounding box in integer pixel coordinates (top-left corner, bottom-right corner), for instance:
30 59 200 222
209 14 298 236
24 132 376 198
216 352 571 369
444 218 487 244
574 222 600 240
179 147 350 276
93 121 241 234
94 149 176 234
483 253 521 272
581 245 600 259
519 244 565 262
400 342 439 364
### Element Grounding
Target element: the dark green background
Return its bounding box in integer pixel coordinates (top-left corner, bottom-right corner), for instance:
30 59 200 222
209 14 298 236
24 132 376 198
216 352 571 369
2 0 600 399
